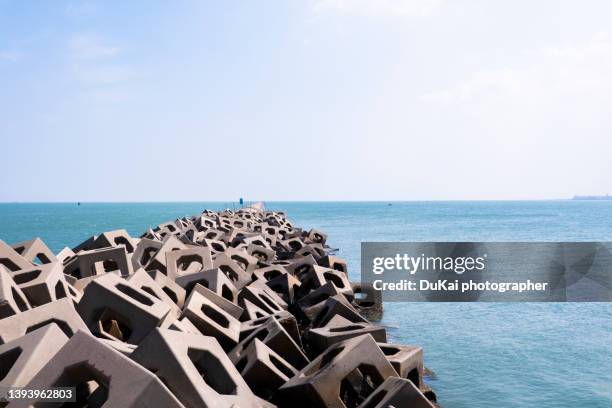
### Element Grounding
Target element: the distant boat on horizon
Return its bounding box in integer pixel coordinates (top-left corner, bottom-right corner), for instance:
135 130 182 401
572 194 612 200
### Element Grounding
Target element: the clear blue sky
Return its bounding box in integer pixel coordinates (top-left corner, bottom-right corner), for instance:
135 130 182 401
1 0 611 201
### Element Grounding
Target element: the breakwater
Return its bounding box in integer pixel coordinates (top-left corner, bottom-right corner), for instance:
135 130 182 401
0 207 437 407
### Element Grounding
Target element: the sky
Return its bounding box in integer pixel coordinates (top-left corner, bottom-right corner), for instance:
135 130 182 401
1 0 611 201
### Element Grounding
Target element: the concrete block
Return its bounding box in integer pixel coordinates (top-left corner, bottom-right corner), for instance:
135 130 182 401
0 324 68 388
199 228 224 241
177 226 197 244
306 228 328 245
241 298 276 321
252 265 289 282
147 269 187 307
319 255 348 275
93 229 136 254
309 294 369 328
0 267 31 318
156 226 178 239
238 282 286 318
266 271 302 304
129 268 182 308
230 217 251 230
223 228 249 246
181 290 240 351
132 238 163 270
229 318 309 370
195 215 217 230
261 233 278 249
168 316 201 335
357 377 435 408
281 228 301 239
239 311 302 346
351 282 383 310
247 243 276 264
243 235 273 250
129 268 182 324
71 235 98 252
251 278 289 307
176 268 238 303
55 246 76 264
322 314 356 328
203 238 227 254
317 266 354 301
143 236 187 274
63 246 133 279
284 254 317 278
213 254 252 290
166 247 213 280
280 238 304 252
11 262 70 307
191 283 243 319
297 282 346 322
299 265 354 302
65 279 83 308
140 227 163 241
377 342 424 388
278 334 397 408
77 273 171 344
295 244 327 262
10 237 57 265
232 338 298 401
225 248 259 274
0 239 32 272
11 330 184 408
155 220 183 235
307 321 387 352
0 298 88 344
260 224 280 236
72 274 105 292
132 328 258 408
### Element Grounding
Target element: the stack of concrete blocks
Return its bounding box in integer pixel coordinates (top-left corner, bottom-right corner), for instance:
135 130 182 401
0 208 437 408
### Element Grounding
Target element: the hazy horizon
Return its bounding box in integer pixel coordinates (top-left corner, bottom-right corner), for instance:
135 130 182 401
1 1 611 201
0 197 600 204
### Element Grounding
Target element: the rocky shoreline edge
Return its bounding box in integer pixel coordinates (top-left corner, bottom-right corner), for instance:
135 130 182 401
0 206 438 407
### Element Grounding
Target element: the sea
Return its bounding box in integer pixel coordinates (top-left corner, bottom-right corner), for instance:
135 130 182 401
1 201 611 407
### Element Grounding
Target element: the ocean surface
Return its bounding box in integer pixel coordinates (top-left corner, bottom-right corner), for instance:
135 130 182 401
1 201 611 407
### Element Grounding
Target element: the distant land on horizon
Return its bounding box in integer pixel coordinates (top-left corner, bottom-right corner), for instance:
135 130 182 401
572 194 612 200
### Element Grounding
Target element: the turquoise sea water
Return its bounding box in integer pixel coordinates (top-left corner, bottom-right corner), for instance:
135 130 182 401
1 201 611 407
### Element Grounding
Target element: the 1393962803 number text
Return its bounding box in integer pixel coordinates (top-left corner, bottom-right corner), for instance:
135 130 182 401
1 387 76 402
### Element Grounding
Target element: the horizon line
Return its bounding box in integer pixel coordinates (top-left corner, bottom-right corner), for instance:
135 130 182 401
0 198 587 204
